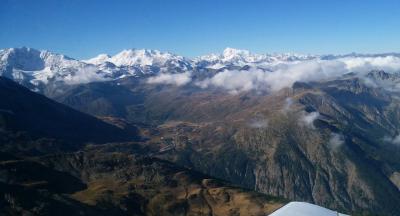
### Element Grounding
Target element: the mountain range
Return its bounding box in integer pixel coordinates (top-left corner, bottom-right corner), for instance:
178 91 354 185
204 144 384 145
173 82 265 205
3 47 400 91
2 47 400 215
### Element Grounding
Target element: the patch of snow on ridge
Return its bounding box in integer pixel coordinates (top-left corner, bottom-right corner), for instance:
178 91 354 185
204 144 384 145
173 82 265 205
84 54 111 65
269 202 349 216
100 49 188 67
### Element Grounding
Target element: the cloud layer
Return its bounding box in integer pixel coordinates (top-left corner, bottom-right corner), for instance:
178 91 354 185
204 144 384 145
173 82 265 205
62 66 111 85
341 56 400 73
299 111 320 128
383 134 400 145
328 133 345 149
197 56 400 93
248 118 269 129
147 72 191 86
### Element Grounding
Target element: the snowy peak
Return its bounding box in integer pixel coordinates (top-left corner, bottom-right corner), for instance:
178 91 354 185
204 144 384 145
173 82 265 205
0 47 101 86
0 47 80 71
0 47 45 71
199 47 262 64
195 47 319 69
0 47 194 87
84 54 111 65
111 49 172 66
222 47 251 61
85 49 191 68
3 47 400 90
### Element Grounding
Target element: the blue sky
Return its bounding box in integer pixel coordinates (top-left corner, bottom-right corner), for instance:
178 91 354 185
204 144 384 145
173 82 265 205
1 0 399 59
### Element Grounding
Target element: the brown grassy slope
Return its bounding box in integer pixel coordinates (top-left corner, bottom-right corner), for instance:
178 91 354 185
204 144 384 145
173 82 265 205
38 149 286 216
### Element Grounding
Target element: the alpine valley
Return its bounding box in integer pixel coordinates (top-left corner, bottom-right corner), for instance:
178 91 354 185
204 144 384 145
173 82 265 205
2 47 400 216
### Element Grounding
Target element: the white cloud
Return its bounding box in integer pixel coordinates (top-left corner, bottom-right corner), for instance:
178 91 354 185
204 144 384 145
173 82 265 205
63 66 111 85
282 97 294 113
147 72 191 86
194 55 400 93
383 134 400 145
328 133 345 149
196 69 268 94
196 60 348 93
342 56 400 73
248 118 269 129
267 60 348 91
299 111 320 128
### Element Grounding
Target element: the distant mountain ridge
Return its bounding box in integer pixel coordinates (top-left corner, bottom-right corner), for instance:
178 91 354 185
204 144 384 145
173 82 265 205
2 47 400 91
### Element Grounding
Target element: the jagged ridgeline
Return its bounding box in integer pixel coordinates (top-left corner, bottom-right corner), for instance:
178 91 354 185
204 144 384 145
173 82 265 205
1 47 400 215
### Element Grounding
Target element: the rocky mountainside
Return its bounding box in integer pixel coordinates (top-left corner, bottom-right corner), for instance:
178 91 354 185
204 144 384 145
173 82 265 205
0 77 138 155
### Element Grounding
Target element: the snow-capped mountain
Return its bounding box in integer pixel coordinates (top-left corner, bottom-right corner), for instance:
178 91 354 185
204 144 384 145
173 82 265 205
195 47 318 69
0 47 93 88
0 47 194 89
84 53 111 65
2 47 400 92
86 49 192 69
84 49 193 80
